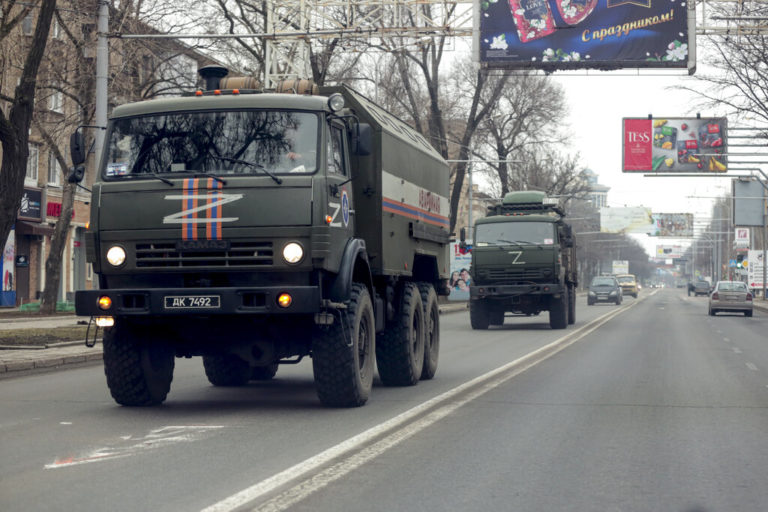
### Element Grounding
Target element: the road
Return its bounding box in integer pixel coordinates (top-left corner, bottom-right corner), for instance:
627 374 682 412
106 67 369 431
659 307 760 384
2 288 767 511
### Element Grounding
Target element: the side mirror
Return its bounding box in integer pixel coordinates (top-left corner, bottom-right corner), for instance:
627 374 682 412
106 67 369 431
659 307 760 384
70 131 86 166
68 165 85 183
351 123 372 156
460 227 466 243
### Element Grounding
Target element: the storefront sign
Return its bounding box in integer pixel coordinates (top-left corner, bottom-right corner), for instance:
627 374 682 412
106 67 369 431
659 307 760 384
18 187 44 222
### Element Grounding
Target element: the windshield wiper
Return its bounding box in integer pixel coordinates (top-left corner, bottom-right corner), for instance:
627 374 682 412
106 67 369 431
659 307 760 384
183 170 227 186
147 172 174 186
496 239 543 249
214 156 282 185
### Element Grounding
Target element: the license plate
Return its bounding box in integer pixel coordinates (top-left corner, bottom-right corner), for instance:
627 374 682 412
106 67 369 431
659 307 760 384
164 295 221 309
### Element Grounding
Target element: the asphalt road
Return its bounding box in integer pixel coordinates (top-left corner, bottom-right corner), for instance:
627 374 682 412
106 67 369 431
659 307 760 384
2 288 767 511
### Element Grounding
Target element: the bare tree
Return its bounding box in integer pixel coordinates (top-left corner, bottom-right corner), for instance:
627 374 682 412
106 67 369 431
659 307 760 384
477 72 569 196
0 0 57 266
680 3 768 125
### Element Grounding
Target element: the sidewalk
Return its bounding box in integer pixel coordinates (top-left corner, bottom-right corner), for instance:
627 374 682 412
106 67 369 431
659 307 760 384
0 302 469 378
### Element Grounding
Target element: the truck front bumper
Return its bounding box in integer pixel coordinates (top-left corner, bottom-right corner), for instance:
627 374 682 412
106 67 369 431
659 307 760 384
75 286 321 317
470 283 564 299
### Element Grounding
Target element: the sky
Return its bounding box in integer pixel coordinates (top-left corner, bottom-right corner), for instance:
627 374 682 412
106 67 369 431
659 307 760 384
551 70 733 257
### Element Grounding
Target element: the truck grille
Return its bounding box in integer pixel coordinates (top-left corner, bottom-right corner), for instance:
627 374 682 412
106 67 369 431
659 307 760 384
485 268 545 281
135 242 273 268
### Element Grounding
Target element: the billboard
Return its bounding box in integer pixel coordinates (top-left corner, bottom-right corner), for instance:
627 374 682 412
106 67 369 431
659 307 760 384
448 242 472 301
623 117 728 172
748 250 765 290
475 0 691 71
612 260 629 275
600 206 653 233
656 244 684 259
732 179 766 227
648 213 693 237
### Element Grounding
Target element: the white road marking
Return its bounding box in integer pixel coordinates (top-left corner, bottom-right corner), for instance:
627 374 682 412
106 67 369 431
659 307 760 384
201 301 642 512
59 422 72 425
45 426 223 469
746 362 759 371
733 347 742 354
723 338 730 343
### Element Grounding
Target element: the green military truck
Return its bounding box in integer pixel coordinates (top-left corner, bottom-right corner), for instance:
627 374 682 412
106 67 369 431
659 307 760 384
71 66 450 407
461 191 576 330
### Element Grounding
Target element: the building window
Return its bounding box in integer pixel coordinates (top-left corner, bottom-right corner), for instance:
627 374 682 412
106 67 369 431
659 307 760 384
26 144 39 182
22 14 34 35
49 86 63 113
48 152 61 186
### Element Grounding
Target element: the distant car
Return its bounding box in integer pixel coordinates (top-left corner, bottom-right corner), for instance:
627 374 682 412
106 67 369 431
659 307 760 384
615 274 638 298
693 280 711 296
588 276 623 306
708 281 753 317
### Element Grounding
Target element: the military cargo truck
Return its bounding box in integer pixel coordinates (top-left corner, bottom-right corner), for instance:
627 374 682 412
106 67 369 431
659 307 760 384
71 66 449 407
461 191 576 330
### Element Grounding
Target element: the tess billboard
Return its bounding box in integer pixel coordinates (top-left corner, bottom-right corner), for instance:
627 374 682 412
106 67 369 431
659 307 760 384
475 0 692 71
623 117 728 172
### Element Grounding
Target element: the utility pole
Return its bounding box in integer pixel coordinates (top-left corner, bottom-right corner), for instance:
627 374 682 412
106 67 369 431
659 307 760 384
94 1 109 164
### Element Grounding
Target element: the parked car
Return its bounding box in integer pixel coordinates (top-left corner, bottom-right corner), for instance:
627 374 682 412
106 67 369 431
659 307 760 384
709 281 753 317
588 276 623 305
615 274 638 298
693 280 712 296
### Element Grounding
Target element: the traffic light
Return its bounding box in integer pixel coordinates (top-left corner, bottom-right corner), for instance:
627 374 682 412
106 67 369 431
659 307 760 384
736 254 744 268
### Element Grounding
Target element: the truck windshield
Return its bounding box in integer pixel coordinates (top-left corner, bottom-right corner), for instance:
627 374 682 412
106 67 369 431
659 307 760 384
475 222 556 246
103 110 319 178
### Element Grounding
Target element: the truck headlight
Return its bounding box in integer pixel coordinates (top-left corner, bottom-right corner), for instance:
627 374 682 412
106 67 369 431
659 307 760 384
106 246 126 267
282 242 304 264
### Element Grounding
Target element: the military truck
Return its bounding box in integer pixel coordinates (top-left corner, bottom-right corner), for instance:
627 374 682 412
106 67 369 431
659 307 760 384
460 191 576 330
71 66 449 407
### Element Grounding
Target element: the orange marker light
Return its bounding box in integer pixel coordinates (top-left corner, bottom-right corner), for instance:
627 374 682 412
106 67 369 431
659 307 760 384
232 89 240 95
325 215 333 224
277 293 292 308
195 90 203 96
214 89 221 95
98 296 112 310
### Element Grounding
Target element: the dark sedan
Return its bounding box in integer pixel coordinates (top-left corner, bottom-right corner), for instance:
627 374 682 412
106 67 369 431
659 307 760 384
588 276 623 305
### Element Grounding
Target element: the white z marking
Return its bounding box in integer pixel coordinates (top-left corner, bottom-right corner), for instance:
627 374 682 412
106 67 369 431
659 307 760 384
163 193 243 224
508 251 525 264
328 201 342 227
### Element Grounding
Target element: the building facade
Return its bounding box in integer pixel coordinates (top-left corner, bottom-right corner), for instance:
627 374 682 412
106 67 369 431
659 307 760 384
1 3 211 306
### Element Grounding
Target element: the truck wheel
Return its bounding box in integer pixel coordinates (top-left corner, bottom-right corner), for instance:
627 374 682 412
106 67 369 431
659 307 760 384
102 322 175 406
567 285 576 325
377 282 425 386
251 363 279 381
203 355 251 386
549 291 568 329
312 283 375 406
418 283 439 380
470 300 490 330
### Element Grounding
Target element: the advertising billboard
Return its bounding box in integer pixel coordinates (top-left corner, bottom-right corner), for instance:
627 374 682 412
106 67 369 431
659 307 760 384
623 117 727 172
648 213 693 237
600 206 653 233
448 242 473 301
748 250 764 290
656 244 684 259
476 0 691 71
732 179 766 227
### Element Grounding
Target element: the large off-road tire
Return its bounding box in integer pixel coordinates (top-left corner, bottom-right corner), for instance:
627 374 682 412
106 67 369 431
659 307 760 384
377 282 425 386
102 321 175 406
490 309 505 326
251 363 279 381
567 284 576 325
418 283 439 381
203 355 251 386
312 283 375 407
549 290 568 329
470 299 490 330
